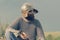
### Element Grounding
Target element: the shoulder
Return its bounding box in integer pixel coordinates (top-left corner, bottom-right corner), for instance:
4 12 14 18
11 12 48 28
34 19 40 24
8 17 22 26
34 19 41 27
14 17 23 22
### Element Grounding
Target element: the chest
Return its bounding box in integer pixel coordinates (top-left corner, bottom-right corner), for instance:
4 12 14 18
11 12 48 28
20 22 36 32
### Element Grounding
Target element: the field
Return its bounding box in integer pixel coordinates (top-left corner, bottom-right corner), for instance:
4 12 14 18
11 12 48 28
0 32 60 40
45 32 60 40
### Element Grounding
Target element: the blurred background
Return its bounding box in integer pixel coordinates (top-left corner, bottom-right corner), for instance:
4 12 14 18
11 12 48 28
0 0 60 40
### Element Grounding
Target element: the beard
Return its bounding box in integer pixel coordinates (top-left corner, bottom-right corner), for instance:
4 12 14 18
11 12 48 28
25 14 34 21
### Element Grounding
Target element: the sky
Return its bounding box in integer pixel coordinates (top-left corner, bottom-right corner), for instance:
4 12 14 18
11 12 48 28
0 0 60 32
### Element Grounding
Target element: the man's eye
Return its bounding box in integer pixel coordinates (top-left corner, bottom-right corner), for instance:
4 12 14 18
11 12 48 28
29 10 32 12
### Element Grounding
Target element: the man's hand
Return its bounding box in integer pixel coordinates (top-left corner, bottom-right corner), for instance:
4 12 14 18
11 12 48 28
20 32 28 39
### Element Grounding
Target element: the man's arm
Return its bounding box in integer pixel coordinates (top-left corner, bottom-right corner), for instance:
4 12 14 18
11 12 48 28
6 27 19 33
5 27 20 37
36 27 45 40
36 20 45 40
5 18 21 37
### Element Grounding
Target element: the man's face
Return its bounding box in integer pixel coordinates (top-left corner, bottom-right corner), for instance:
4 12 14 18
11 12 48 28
23 10 35 21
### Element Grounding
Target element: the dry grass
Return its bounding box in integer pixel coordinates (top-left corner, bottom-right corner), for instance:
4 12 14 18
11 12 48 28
44 32 60 38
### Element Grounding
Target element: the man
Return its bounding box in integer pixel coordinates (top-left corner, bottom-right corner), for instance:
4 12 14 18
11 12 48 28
5 3 45 40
